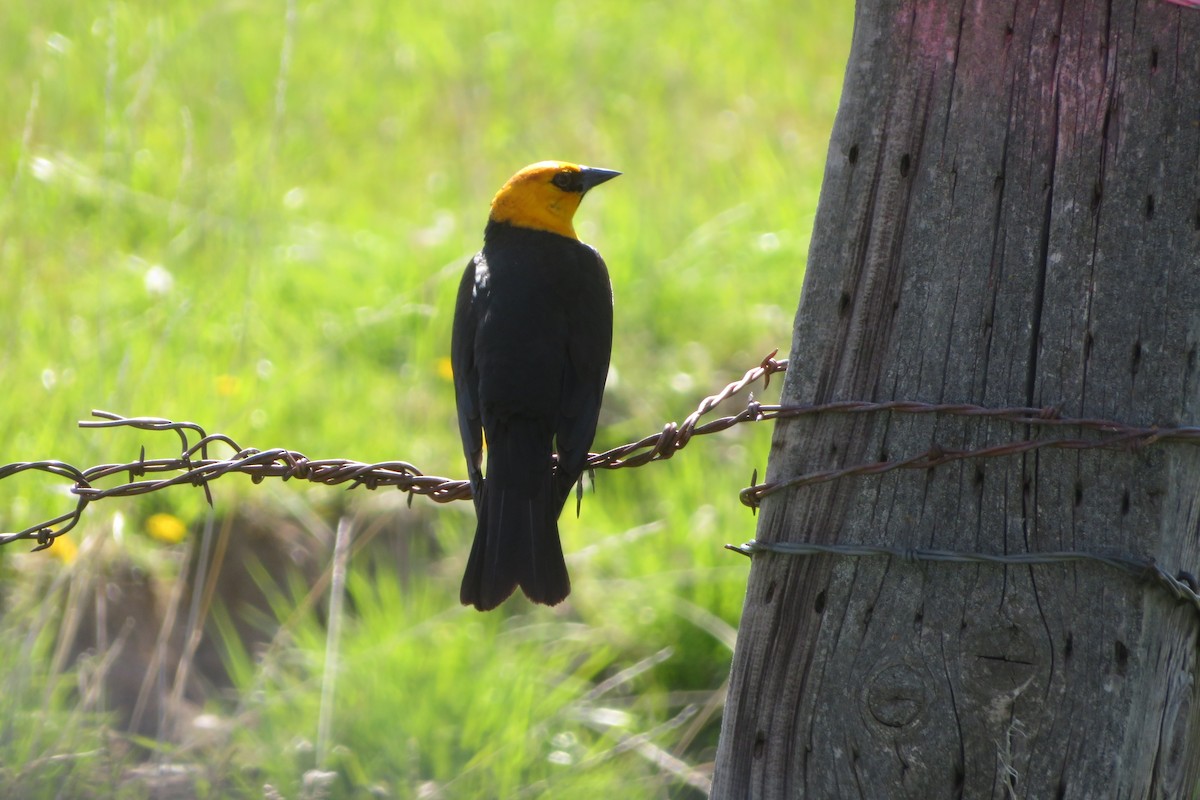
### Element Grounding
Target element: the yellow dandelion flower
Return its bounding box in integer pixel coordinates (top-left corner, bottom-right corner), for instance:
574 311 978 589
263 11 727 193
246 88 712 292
216 374 241 397
49 535 78 564
436 357 454 381
146 513 187 544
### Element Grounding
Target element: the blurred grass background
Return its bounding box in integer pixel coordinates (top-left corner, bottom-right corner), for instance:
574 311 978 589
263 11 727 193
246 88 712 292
0 0 852 797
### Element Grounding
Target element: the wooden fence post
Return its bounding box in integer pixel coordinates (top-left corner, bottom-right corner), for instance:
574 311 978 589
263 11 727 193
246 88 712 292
713 2 1200 797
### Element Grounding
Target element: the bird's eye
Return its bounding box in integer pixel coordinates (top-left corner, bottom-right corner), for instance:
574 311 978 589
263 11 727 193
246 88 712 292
551 171 582 192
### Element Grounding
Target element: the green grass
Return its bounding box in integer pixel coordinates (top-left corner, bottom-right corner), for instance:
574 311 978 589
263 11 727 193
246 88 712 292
0 0 852 796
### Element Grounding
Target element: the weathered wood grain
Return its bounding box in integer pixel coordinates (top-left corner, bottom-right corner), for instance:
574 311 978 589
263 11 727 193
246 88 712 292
713 1 1200 797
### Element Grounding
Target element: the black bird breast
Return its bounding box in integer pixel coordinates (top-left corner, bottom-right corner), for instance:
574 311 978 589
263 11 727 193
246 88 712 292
452 220 613 491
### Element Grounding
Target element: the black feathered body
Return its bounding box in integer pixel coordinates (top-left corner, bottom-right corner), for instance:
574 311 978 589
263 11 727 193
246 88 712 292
452 220 613 610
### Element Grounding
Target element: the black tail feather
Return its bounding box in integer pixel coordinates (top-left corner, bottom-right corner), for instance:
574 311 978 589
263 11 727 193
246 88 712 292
460 420 570 610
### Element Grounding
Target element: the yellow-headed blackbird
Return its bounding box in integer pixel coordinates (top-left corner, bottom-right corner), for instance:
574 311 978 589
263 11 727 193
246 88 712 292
452 161 619 610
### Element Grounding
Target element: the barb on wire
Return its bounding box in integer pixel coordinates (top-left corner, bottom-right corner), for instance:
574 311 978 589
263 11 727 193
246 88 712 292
725 539 1200 618
0 352 789 549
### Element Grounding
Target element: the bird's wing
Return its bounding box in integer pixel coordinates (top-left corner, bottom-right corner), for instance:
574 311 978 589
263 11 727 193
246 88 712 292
555 246 613 502
452 252 486 496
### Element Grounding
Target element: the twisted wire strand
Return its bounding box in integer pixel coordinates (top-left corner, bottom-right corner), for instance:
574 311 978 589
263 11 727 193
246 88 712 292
725 539 1200 616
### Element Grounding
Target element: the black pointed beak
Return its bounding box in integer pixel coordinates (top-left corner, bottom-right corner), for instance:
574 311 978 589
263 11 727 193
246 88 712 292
579 166 621 193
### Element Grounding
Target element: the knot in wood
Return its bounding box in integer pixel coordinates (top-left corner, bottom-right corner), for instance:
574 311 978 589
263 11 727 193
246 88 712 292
865 663 926 728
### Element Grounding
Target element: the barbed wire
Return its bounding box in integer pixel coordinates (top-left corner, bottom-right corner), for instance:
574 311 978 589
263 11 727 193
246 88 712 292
2 350 1199 619
717 374 1200 616
0 352 788 550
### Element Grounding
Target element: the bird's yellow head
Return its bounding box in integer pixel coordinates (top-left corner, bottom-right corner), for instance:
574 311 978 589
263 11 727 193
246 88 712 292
489 161 620 240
